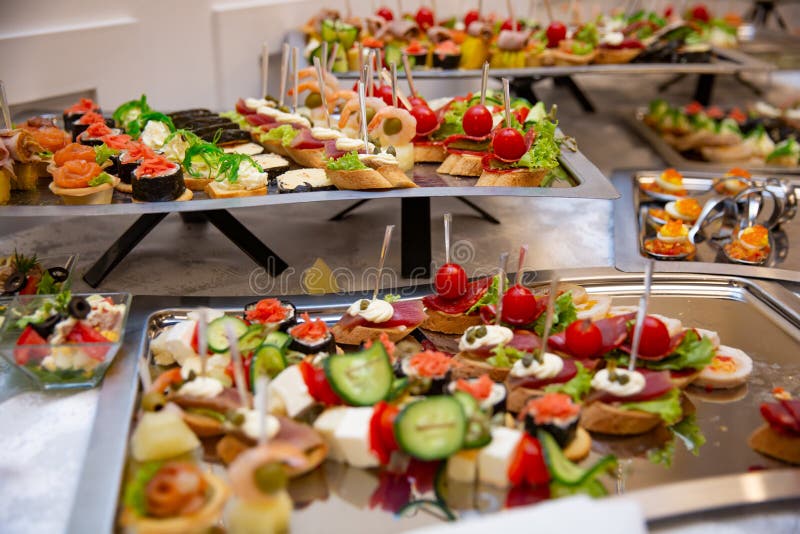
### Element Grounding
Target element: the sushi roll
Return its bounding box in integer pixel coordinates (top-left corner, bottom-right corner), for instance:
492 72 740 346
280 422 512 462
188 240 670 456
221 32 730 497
77 122 121 147
520 393 580 448
288 313 336 355
63 98 101 133
432 40 461 69
131 155 190 202
252 154 290 183
71 112 115 142
277 168 335 193
168 109 215 122
115 143 157 193
202 128 252 145
447 375 507 415
400 350 457 395
244 298 297 332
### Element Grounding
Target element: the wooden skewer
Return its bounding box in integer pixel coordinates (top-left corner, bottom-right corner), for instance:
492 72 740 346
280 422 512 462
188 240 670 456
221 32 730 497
480 62 489 106
197 309 208 377
313 56 333 128
380 69 412 110
401 53 418 98
443 213 452 265
543 0 554 22
279 43 290 107
260 42 269 99
358 80 369 150
390 62 398 108
373 225 395 301
515 245 528 286
321 41 329 74
255 375 271 446
328 42 340 73
502 78 513 128
292 47 299 112
495 252 509 326
538 276 560 356
506 0 518 31
0 81 9 131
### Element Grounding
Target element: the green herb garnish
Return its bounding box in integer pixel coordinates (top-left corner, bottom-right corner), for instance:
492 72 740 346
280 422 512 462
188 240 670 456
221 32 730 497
94 144 119 165
326 151 368 171
123 461 164 517
88 172 113 187
534 291 577 335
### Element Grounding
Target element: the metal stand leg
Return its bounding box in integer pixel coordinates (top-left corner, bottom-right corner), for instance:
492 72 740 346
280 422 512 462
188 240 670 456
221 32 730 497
554 76 595 113
204 209 289 276
328 199 370 221
733 73 764 97
693 74 716 106
180 212 208 224
509 77 540 103
401 198 431 279
83 213 169 288
657 73 687 93
456 197 501 224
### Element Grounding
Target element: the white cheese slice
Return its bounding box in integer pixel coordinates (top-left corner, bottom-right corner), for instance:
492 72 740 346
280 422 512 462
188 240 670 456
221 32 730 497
333 407 379 468
223 142 265 156
448 449 479 483
313 407 348 462
270 365 315 418
478 427 523 488
150 320 197 366
252 153 289 171
278 168 332 191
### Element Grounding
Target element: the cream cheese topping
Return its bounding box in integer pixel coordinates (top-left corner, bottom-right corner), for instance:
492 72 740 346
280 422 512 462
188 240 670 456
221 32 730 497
591 368 646 397
359 153 398 166
347 299 394 323
458 325 514 352
335 137 375 152
601 31 624 46
245 98 269 110
141 121 171 150
275 112 311 129
257 106 282 118
160 135 189 164
510 351 564 379
311 127 343 140
236 408 280 441
217 160 267 191
179 376 224 398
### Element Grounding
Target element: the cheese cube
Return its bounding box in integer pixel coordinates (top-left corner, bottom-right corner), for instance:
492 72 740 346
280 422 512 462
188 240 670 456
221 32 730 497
333 407 379 468
313 407 348 462
150 320 197 366
447 449 479 483
270 365 315 418
478 427 523 488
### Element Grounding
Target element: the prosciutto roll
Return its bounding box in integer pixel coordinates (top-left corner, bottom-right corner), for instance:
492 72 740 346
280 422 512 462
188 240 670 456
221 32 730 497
0 129 44 163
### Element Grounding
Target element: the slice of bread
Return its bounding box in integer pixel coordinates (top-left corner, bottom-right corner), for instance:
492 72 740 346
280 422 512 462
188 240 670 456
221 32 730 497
326 168 393 190
420 309 483 335
256 137 290 157
373 165 417 188
437 154 484 176
476 168 549 187
414 143 448 163
701 144 753 163
184 176 213 191
451 354 510 382
670 370 702 389
748 424 800 465
204 181 267 198
564 427 592 462
594 48 642 64
330 323 415 346
285 147 326 168
580 400 663 436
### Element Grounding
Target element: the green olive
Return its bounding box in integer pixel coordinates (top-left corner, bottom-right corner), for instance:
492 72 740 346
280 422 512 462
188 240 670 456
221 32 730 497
305 93 323 109
141 391 166 412
227 410 245 426
253 462 288 495
365 108 376 124
383 118 403 136
360 299 370 310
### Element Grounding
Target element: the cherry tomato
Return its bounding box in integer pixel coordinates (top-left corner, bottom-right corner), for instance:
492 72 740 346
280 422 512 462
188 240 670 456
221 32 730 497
435 263 467 299
464 10 480 27
410 104 439 135
500 18 519 31
462 104 493 137
14 326 47 365
689 4 710 22
501 285 540 326
415 7 435 30
299 360 342 405
369 401 400 464
664 5 674 17
546 22 567 48
492 127 527 161
634 316 671 358
565 319 602 358
376 7 394 21
376 84 395 106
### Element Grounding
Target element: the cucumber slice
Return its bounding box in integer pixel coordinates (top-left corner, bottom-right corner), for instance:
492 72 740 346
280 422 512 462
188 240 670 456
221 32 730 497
207 315 249 353
384 43 403 71
320 19 338 42
386 377 409 401
264 331 291 351
453 391 491 449
538 430 617 486
250 345 287 389
395 396 466 460
336 23 359 50
238 324 266 353
324 343 393 406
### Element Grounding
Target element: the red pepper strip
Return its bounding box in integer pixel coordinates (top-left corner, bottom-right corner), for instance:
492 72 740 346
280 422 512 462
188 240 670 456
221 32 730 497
14 326 48 365
369 472 411 513
298 360 342 406
224 354 253 390
507 434 551 487
369 401 400 465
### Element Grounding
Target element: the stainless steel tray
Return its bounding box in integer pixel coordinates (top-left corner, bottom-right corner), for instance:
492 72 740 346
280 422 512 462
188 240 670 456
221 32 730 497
66 269 800 533
614 169 800 283
0 140 617 217
625 109 800 175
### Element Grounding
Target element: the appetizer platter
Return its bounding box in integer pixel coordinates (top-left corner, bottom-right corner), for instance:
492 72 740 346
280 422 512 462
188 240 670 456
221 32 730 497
61 264 800 532
627 99 800 174
613 168 800 283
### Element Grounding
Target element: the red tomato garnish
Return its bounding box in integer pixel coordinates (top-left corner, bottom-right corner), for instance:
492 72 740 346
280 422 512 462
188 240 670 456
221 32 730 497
508 434 550 486
376 84 395 106
684 101 704 115
462 104 493 137
633 316 671 357
369 401 400 464
546 22 567 48
492 127 527 161
464 10 480 27
19 273 41 295
14 326 48 365
410 104 439 136
66 321 112 361
565 319 603 358
415 7 435 30
689 4 711 22
408 350 456 378
514 106 530 124
500 18 519 31
455 374 494 400
376 7 394 21
298 360 342 405
225 353 253 390
501 285 541 326
434 263 468 299
289 312 328 341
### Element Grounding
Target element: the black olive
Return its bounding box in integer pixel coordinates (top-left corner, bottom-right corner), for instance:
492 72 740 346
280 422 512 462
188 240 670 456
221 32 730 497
68 296 91 319
31 313 62 339
47 267 69 283
3 272 26 295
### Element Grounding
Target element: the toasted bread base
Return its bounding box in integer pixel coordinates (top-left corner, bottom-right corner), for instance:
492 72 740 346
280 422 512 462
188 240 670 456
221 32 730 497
451 354 510 382
594 48 642 64
204 182 267 198
541 49 597 66
476 168 548 187
182 412 225 437
437 154 484 177
414 143 448 163
670 370 702 389
184 176 213 191
330 323 416 346
257 138 290 157
506 385 543 414
372 164 417 188
420 310 482 335
700 144 753 163
326 168 393 190
580 400 664 436
564 427 592 462
49 179 118 205
115 182 133 194
748 424 800 465
216 434 329 476
119 472 229 534
285 147 326 169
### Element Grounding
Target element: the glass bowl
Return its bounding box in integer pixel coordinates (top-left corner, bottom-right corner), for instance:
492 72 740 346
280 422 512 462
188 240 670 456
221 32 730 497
0 292 131 390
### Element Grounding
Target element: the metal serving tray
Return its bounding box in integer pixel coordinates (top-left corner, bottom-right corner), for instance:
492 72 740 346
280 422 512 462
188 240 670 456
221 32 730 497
0 140 616 217
625 109 800 175
613 169 800 283
66 269 800 533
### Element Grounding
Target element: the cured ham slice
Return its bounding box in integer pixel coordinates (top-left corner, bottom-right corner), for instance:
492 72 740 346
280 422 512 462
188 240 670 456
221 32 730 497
274 416 326 451
589 369 674 404
506 358 578 390
172 387 246 413
336 300 427 331
289 128 324 150
761 400 800 435
235 98 257 115
422 276 492 315
245 114 276 127
0 129 44 163
442 133 492 156
548 312 634 357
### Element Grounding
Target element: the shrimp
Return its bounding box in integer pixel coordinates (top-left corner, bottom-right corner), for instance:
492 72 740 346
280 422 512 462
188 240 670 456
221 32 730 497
338 96 386 130
228 443 309 504
368 106 417 146
288 81 339 112
329 89 356 110
297 67 339 91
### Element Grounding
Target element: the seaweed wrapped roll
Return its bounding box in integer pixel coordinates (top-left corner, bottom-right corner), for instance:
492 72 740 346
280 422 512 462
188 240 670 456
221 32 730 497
131 154 188 202
288 312 336 355
520 393 580 448
244 298 297 331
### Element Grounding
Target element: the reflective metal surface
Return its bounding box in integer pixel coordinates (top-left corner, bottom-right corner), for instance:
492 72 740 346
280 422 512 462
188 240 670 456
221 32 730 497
614 169 800 283
66 270 800 532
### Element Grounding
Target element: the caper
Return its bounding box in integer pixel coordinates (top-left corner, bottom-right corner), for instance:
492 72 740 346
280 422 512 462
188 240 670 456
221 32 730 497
187 370 197 382
475 325 487 338
618 374 630 385
386 145 397 157
141 391 166 412
383 118 403 136
522 353 534 368
253 462 288 495
228 410 245 426
305 92 323 109
360 299 370 310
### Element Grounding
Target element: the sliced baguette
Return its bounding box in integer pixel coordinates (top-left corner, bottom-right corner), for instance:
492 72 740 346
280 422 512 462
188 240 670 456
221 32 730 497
476 168 548 187
451 354 510 382
594 47 642 64
184 176 213 191
330 323 416 346
701 143 753 163
580 400 663 436
326 168 393 190
285 147 326 168
414 143 448 163
420 309 483 335
670 370 702 389
748 424 800 465
372 164 417 188
255 137 290 157
204 181 267 198
437 154 484 177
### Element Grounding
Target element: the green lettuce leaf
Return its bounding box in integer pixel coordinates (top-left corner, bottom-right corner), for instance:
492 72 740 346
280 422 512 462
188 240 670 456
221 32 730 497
486 344 526 368
608 330 714 371
35 270 59 295
465 274 503 315
123 461 163 517
260 124 299 147
37 150 53 160
88 172 113 187
534 291 577 336
430 100 468 141
383 294 401 303
544 362 591 401
326 151 368 171
517 119 560 171
113 94 150 129
767 138 800 162
94 144 119 165
672 413 706 456
619 388 683 425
